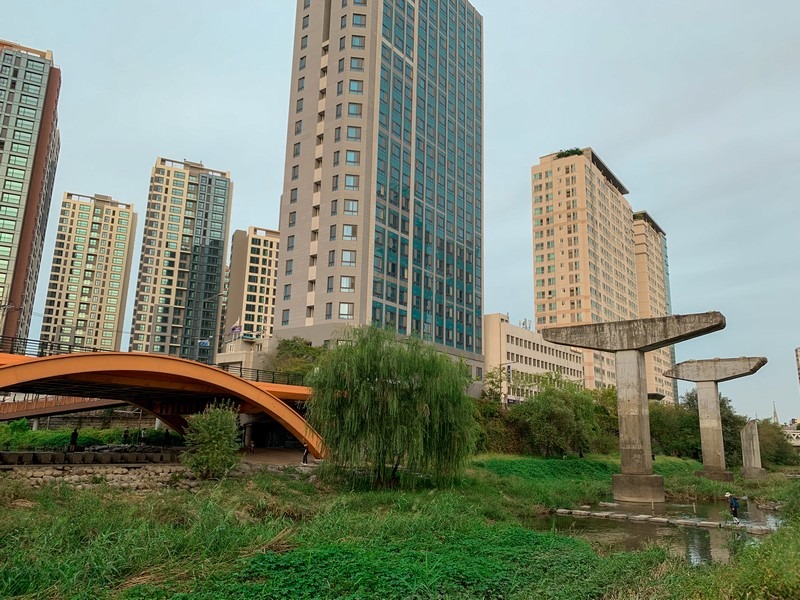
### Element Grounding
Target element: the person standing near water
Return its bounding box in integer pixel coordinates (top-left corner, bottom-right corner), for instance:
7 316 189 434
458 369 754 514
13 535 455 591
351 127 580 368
725 492 740 524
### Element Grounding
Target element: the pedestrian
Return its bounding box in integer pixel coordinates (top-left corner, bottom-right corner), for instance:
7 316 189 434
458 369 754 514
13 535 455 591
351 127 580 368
725 492 740 524
163 428 170 448
302 443 309 465
68 428 79 452
248 439 255 455
122 428 130 445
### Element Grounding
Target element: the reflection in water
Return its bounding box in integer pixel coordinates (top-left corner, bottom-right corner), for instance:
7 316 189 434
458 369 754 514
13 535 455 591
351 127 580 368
529 499 776 565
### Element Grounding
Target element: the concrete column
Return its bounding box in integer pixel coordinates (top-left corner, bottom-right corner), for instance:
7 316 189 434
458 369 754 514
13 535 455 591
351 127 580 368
697 380 726 474
31 418 39 431
154 418 163 430
240 414 256 448
741 419 766 480
664 357 766 482
542 311 726 503
616 350 652 475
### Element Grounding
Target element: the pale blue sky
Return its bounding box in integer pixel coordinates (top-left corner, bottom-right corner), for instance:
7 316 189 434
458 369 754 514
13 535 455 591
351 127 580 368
3 1 799 421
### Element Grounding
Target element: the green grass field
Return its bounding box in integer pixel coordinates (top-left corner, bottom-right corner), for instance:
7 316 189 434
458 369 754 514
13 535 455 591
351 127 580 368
1 455 797 599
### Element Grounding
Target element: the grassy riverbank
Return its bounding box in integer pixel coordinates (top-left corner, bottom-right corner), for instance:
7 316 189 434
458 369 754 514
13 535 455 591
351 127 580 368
1 455 797 599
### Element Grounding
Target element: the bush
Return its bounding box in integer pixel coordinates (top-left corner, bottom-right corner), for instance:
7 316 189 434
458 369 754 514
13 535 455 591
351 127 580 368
181 402 241 480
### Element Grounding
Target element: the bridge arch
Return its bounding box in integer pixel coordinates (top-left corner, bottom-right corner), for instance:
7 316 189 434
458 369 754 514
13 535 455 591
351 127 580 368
0 352 325 458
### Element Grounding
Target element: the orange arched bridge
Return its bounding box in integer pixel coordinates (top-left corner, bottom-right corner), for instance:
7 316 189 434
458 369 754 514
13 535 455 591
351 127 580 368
0 349 324 458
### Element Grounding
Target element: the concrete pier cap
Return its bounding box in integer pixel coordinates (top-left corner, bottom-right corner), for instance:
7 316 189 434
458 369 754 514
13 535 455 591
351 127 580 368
541 311 726 352
662 357 767 383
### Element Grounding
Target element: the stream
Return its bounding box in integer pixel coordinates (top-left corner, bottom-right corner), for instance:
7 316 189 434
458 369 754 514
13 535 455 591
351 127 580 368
528 499 781 565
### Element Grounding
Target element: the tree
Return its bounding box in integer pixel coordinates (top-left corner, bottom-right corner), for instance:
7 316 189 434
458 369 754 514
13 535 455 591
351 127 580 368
507 377 602 456
479 366 504 404
757 419 800 466
181 401 241 480
262 336 326 376
306 326 476 486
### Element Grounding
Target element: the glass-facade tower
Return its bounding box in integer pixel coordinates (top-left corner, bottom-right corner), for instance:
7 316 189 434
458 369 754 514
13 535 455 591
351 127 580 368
275 0 483 370
130 158 232 363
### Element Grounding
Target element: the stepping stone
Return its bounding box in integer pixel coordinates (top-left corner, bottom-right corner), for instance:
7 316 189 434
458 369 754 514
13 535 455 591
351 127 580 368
648 517 669 524
572 510 591 517
629 514 651 522
556 509 571 515
609 513 629 520
698 521 720 528
590 511 613 518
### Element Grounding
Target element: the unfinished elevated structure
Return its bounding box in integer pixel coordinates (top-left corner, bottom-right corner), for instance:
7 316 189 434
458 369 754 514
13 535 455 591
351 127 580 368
543 312 726 503
664 357 767 481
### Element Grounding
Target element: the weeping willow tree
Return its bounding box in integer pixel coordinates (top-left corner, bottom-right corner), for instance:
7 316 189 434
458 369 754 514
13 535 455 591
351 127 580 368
306 326 476 486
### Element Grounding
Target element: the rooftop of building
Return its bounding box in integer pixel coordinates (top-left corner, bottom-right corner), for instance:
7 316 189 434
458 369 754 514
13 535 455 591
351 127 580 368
538 147 629 195
0 39 53 61
633 210 666 235
157 157 230 179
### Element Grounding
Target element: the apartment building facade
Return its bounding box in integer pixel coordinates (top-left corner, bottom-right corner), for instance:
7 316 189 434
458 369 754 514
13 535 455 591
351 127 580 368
40 193 136 350
0 40 61 339
129 158 232 363
274 0 485 373
531 148 675 400
225 226 280 338
484 313 583 405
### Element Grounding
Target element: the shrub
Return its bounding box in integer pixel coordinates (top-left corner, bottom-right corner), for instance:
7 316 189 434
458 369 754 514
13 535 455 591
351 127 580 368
180 402 241 480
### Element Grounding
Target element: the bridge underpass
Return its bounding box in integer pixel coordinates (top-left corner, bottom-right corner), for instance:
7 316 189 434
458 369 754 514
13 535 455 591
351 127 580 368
0 350 324 458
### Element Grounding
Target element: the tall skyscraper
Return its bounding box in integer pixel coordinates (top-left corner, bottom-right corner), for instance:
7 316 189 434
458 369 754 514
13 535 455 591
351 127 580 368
531 148 675 400
40 193 136 350
633 211 677 403
274 0 484 372
129 158 232 363
0 40 61 339
225 226 280 338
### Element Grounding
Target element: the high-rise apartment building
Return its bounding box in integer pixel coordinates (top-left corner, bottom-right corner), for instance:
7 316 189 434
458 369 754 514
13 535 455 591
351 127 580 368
0 40 61 339
225 226 280 338
274 0 484 372
531 148 675 400
40 193 136 350
129 158 232 363
633 211 677 402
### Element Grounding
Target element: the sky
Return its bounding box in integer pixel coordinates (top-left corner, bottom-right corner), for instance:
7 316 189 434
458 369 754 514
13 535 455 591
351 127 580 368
2 0 799 422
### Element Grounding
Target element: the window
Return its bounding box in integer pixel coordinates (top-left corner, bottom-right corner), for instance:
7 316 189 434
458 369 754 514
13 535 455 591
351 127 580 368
339 36 346 51
341 275 355 292
299 56 306 70
346 150 360 165
332 175 339 190
340 15 347 28
295 120 303 134
352 35 365 49
334 127 342 142
291 165 299 180
349 80 363 94
329 225 336 240
350 57 364 71
345 174 359 190
352 14 366 27
338 58 345 73
287 235 295 251
327 276 334 292
282 309 290 326
347 102 362 117
328 250 336 266
302 15 309 29
335 103 342 118
344 199 358 215
288 211 296 227
331 199 338 215
297 77 305 91
342 250 356 266
285 259 293 275
283 284 292 300
343 224 357 240
337 81 343 95
333 150 340 166
325 302 333 320
300 35 308 50
290 188 298 203
293 142 301 157
346 126 361 141
339 302 354 320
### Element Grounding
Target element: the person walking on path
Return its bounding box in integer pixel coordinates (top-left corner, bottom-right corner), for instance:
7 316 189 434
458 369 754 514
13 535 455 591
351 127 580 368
725 492 740 524
68 428 79 452
122 428 130 445
301 443 309 465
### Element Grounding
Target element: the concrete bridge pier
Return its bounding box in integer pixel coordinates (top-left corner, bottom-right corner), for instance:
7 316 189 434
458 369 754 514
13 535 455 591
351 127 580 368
664 357 767 482
741 419 767 480
543 311 727 503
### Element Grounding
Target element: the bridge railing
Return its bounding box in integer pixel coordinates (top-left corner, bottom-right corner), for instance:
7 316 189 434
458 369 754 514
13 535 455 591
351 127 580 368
0 335 307 388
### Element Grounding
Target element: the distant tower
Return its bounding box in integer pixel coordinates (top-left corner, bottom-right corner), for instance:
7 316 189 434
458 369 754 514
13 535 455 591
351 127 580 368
796 347 800 391
773 401 780 425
